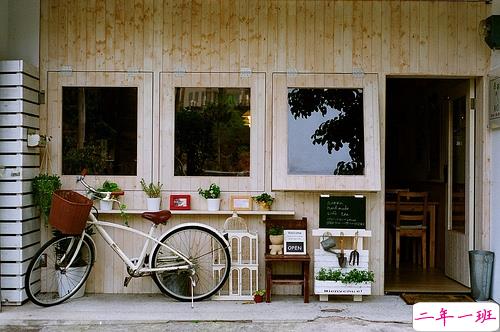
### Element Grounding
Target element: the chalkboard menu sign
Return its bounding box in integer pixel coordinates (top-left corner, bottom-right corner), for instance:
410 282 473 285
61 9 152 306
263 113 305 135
319 196 366 229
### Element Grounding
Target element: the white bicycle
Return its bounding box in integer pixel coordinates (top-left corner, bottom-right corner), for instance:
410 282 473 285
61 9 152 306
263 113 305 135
25 174 231 307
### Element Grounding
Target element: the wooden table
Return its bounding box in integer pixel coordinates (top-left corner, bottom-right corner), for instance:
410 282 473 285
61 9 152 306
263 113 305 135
385 201 438 268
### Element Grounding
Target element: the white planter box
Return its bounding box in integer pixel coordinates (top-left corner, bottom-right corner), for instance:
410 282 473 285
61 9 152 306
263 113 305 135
314 280 372 296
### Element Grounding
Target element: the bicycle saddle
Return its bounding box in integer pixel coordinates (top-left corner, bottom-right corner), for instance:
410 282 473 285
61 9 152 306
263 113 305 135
141 210 172 225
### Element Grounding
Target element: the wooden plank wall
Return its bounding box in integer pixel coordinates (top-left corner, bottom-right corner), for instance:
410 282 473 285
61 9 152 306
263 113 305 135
39 0 491 296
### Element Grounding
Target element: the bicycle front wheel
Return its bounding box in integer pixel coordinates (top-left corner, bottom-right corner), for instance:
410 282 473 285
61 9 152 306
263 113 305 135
25 235 95 307
151 225 231 301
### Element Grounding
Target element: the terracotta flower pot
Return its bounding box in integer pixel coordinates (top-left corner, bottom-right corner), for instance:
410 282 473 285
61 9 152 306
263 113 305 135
253 294 264 303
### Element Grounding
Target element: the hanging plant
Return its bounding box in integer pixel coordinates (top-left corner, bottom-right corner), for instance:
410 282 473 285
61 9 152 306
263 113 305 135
32 174 62 223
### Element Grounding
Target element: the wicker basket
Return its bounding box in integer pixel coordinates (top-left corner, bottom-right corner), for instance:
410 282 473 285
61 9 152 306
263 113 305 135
49 190 93 235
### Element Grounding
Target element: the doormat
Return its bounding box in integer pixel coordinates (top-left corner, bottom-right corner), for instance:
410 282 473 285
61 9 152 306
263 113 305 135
400 293 475 305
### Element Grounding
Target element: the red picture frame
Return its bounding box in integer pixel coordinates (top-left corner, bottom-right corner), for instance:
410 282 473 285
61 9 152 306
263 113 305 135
169 194 191 210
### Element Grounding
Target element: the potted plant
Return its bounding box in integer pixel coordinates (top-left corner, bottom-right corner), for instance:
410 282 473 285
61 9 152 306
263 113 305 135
96 180 123 211
252 193 274 211
198 183 221 211
32 174 62 224
315 268 374 296
253 289 266 303
140 178 163 211
268 225 284 245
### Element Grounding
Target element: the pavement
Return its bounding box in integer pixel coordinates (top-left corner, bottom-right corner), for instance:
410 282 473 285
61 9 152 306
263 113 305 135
0 294 415 331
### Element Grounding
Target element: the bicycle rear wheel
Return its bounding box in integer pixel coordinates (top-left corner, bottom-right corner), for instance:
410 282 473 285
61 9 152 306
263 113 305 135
151 225 231 301
25 235 95 307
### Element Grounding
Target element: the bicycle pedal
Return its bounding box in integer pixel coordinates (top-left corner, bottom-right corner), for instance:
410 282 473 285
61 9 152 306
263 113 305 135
123 276 132 287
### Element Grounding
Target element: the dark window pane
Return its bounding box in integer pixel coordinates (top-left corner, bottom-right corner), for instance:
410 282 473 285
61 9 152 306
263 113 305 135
174 87 250 176
62 87 137 175
287 88 364 175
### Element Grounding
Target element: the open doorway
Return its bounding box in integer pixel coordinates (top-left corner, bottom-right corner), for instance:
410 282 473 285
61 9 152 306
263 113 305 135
384 78 472 294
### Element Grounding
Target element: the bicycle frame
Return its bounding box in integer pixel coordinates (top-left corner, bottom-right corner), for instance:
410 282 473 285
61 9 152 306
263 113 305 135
84 212 194 274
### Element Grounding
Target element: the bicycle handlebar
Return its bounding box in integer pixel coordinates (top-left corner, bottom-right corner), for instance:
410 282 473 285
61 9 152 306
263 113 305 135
76 175 122 202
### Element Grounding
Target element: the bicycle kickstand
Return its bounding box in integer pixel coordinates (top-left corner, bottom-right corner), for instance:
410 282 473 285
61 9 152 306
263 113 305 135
189 275 196 309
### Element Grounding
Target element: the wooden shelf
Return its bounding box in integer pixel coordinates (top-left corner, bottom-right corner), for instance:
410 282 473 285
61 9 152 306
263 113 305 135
96 209 295 221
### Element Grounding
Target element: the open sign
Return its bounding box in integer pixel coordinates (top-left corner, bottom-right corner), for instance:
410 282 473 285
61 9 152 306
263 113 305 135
284 230 306 255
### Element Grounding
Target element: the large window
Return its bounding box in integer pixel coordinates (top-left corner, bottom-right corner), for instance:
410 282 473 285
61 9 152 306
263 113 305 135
287 88 364 175
272 73 380 191
174 87 251 177
62 87 138 175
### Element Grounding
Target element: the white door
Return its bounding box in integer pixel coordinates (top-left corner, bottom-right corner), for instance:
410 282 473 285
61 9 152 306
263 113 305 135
444 79 475 286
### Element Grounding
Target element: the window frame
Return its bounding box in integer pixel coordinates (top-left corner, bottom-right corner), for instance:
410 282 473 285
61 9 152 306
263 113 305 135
271 73 381 191
47 71 153 191
160 72 266 192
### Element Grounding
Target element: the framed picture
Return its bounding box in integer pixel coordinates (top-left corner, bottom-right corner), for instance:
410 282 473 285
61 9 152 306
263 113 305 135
230 195 252 211
170 194 191 210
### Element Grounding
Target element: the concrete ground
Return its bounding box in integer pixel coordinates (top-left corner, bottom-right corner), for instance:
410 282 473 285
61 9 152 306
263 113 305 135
0 294 414 331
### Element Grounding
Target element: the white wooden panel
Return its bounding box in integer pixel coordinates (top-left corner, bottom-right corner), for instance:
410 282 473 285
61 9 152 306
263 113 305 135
0 127 26 140
0 194 33 207
1 275 25 289
0 218 40 234
0 113 39 127
0 180 32 194
0 168 39 181
0 87 39 103
0 154 39 167
314 249 369 273
0 260 31 275
0 60 38 78
314 280 371 295
0 244 39 261
0 289 27 304
0 231 40 248
0 100 39 115
0 207 38 220
0 141 38 154
0 73 39 90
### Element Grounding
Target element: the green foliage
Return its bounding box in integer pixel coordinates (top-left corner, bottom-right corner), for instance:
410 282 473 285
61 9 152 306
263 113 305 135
288 88 364 175
315 268 375 284
268 225 284 236
96 181 122 199
140 178 162 198
252 193 274 205
253 289 266 296
198 183 221 199
32 174 62 221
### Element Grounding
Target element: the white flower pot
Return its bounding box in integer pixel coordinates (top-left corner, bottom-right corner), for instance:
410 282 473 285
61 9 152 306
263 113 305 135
100 200 113 211
269 234 284 245
206 198 221 211
57 266 87 299
146 197 161 211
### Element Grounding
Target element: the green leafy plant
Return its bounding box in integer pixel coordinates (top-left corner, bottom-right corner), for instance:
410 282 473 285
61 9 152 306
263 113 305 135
268 225 284 236
253 289 266 296
96 180 122 199
140 178 162 198
315 268 375 284
252 193 274 205
32 174 62 222
198 183 221 199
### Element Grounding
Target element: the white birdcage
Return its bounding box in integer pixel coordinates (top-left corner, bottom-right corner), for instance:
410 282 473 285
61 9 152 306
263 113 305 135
213 212 259 300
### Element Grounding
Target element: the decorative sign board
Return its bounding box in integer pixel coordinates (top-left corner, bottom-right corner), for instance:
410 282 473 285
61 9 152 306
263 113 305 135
319 195 366 229
490 77 500 129
284 229 306 255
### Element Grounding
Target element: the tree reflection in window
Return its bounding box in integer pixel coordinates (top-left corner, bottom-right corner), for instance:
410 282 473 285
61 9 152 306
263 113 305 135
287 88 364 175
62 87 137 175
174 88 250 176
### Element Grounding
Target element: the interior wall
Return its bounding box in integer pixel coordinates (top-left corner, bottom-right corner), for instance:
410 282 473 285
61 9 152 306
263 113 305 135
39 0 491 296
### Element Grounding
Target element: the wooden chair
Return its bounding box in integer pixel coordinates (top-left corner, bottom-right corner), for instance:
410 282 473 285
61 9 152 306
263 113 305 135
264 217 310 303
391 192 428 269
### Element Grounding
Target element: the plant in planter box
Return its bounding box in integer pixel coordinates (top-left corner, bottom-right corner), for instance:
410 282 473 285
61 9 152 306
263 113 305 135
198 183 221 211
253 289 266 303
342 269 375 284
32 174 62 223
314 268 374 296
140 178 163 211
252 193 274 210
96 180 123 210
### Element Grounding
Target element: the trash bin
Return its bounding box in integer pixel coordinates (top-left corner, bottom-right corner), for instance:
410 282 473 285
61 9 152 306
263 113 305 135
469 250 494 301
